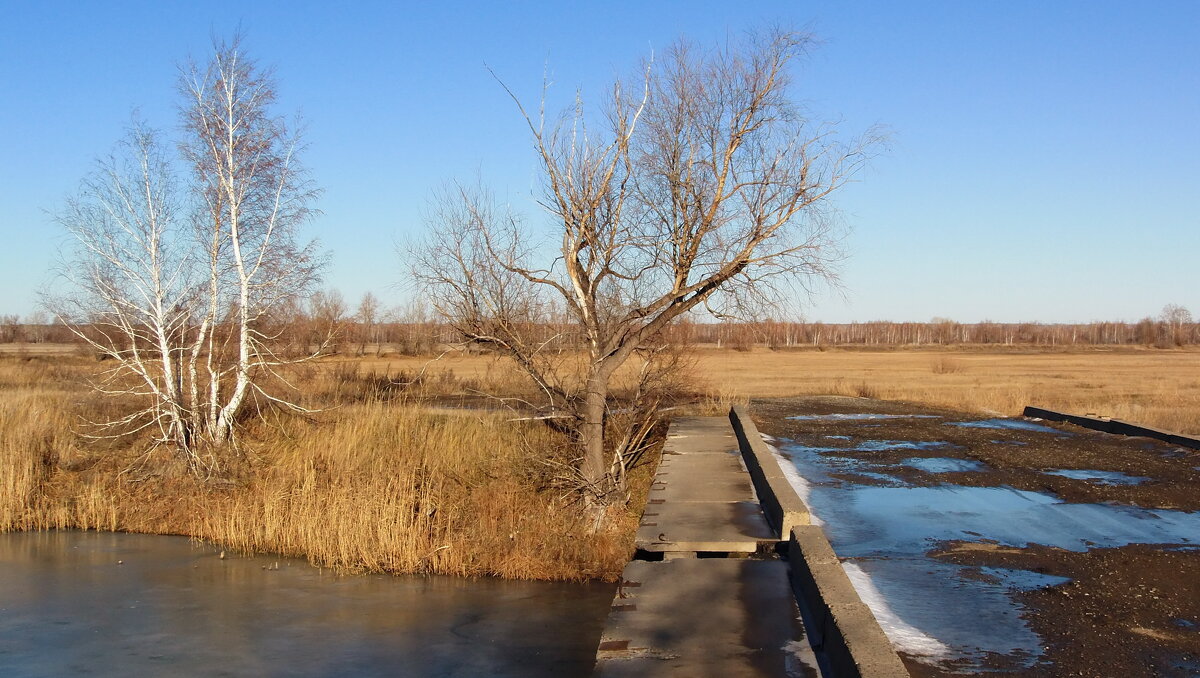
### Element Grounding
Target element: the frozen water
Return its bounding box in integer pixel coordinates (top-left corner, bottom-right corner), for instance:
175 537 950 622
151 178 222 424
788 413 941 421
902 457 988 473
948 418 1066 434
1044 469 1150 485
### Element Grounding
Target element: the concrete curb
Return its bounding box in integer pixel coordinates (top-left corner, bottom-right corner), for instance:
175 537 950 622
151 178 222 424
729 405 910 678
789 527 910 678
1023 406 1200 450
728 405 811 539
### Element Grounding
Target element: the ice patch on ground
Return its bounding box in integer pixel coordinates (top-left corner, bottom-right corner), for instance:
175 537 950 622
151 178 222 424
903 457 988 473
788 413 941 421
948 419 1065 434
842 561 950 659
1044 469 1149 485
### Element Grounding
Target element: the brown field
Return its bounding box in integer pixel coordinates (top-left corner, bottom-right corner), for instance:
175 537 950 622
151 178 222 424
330 345 1200 435
2 344 1195 582
688 346 1200 435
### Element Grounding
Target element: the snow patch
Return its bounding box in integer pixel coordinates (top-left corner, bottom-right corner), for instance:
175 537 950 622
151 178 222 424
842 562 950 659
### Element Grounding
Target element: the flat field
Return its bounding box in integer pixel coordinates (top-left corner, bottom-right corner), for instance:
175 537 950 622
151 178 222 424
337 345 1200 435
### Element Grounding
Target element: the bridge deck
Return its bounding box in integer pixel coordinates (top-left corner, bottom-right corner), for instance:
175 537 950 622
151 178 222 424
594 559 814 677
597 416 817 676
634 416 776 555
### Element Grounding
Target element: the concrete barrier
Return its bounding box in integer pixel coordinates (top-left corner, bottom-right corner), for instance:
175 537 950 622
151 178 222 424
788 527 910 678
1023 406 1200 450
730 404 910 677
728 405 811 540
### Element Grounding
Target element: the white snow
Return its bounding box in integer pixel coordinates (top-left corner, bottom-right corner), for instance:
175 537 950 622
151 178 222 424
841 562 951 659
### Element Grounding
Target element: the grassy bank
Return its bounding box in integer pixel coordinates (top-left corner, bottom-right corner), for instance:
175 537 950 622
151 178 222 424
0 356 650 581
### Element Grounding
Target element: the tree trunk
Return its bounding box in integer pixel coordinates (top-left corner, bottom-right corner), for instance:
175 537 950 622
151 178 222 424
580 380 608 507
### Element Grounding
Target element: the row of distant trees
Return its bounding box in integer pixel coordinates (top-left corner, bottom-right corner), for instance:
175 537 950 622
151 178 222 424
7 302 1196 350
690 307 1199 349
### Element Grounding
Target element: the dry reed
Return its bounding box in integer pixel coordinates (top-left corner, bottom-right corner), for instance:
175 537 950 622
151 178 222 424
0 356 646 580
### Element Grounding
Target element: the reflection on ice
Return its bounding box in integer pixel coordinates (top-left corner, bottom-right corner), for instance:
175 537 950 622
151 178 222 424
948 418 1066 434
826 485 1198 556
788 413 941 421
902 457 988 473
1044 469 1149 485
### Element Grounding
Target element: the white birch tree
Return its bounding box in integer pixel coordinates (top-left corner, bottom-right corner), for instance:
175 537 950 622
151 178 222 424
49 35 322 474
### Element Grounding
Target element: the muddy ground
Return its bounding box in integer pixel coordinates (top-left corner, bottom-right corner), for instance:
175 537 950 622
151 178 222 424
752 396 1200 678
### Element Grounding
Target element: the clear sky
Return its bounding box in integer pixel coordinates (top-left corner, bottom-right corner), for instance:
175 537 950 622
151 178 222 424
2 1 1196 323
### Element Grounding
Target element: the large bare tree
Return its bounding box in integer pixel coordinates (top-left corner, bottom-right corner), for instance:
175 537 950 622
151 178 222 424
414 30 877 510
49 35 322 473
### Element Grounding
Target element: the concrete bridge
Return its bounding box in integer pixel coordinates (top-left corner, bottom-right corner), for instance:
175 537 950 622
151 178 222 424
592 407 910 678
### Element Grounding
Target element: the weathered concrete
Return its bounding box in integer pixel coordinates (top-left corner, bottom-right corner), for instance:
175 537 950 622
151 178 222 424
593 559 817 677
635 416 776 556
730 405 812 539
789 526 910 678
601 412 909 677
1023 405 1200 450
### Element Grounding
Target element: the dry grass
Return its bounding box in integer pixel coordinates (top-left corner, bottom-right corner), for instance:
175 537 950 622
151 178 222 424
693 346 1200 435
0 356 649 580
6 344 1195 582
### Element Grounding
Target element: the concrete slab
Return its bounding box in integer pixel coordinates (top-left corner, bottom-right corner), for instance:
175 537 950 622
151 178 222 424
650 454 755 503
594 559 818 678
636 501 775 553
637 417 776 554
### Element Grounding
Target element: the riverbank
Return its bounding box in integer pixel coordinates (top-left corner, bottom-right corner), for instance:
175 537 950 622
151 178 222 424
0 355 657 581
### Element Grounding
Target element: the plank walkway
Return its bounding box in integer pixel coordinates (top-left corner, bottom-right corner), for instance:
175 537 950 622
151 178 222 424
594 416 819 677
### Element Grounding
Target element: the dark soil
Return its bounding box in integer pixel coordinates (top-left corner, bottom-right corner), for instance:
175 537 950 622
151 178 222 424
752 396 1200 678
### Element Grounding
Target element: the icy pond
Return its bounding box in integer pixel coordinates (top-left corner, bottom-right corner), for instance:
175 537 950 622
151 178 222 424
0 531 613 677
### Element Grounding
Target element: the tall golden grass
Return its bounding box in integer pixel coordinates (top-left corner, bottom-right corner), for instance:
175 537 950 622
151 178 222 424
0 356 646 580
692 346 1200 434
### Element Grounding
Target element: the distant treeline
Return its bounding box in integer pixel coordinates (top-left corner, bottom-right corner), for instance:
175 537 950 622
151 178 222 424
4 313 1198 352
682 319 1200 349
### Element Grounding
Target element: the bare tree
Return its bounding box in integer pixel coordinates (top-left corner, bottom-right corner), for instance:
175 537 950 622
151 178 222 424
48 35 322 473
413 29 875 512
0 315 21 343
180 33 323 444
355 291 381 356
1161 304 1193 346
307 289 347 354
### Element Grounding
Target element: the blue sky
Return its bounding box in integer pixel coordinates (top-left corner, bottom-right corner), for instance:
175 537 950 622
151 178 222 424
2 1 1196 323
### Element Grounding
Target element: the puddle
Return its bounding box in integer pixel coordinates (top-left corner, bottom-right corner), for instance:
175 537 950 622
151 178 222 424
787 413 941 421
0 531 613 677
1044 469 1150 485
778 440 1200 670
818 484 1198 555
824 435 853 440
977 567 1071 591
855 440 957 452
902 457 988 473
948 418 1066 434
